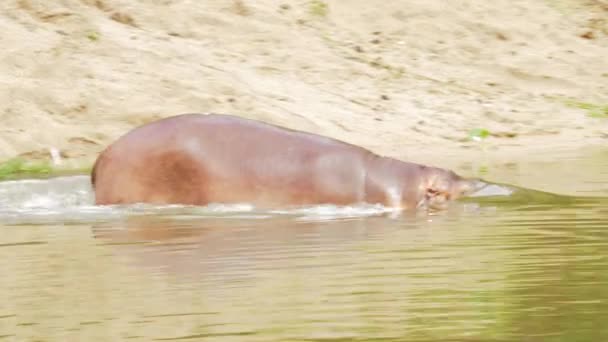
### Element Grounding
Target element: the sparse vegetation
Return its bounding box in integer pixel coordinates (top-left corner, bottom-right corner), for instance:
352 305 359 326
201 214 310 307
86 31 100 41
0 158 53 180
466 128 492 176
468 128 491 141
309 0 328 17
565 100 608 118
0 158 91 181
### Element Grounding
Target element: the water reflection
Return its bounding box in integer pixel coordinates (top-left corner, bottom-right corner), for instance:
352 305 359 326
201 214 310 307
2 197 606 341
92 214 421 281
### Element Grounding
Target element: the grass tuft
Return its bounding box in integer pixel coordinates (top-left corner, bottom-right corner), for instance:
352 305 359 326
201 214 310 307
309 0 328 17
0 158 92 181
468 128 491 141
565 100 608 118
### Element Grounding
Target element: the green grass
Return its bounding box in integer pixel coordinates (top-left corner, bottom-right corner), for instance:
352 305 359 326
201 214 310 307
468 128 491 141
309 0 328 17
565 100 608 118
0 158 92 181
86 31 100 41
466 128 492 177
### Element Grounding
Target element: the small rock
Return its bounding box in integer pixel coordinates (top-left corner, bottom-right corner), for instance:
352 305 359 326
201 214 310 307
495 32 508 40
110 12 137 27
232 0 251 16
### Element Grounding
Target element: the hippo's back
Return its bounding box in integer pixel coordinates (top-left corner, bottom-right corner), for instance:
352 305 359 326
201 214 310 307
91 113 372 206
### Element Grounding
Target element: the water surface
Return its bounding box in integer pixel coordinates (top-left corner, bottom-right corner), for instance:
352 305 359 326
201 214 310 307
1 148 607 341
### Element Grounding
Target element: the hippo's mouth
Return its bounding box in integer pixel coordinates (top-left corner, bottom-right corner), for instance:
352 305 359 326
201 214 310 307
418 190 450 211
417 179 490 211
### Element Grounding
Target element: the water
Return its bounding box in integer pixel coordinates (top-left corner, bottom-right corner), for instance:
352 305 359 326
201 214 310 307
1 148 607 341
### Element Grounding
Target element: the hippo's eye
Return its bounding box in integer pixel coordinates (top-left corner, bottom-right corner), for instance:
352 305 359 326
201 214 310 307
427 188 439 196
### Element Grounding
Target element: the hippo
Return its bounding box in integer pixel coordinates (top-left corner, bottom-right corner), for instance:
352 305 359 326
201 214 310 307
91 113 482 210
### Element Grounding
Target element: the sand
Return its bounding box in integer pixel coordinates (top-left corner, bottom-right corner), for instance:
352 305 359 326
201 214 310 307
1 0 607 176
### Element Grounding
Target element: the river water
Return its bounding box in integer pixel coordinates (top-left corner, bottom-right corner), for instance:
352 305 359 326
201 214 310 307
1 148 607 341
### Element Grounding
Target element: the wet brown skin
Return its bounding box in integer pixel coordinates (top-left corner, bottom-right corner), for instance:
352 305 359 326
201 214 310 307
92 113 481 210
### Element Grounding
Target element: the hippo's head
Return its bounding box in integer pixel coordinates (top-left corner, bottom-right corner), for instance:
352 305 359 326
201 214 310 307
418 167 486 210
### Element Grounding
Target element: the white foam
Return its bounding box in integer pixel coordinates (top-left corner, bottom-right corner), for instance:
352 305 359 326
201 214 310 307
468 184 514 197
270 203 398 221
0 176 398 225
0 175 94 209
